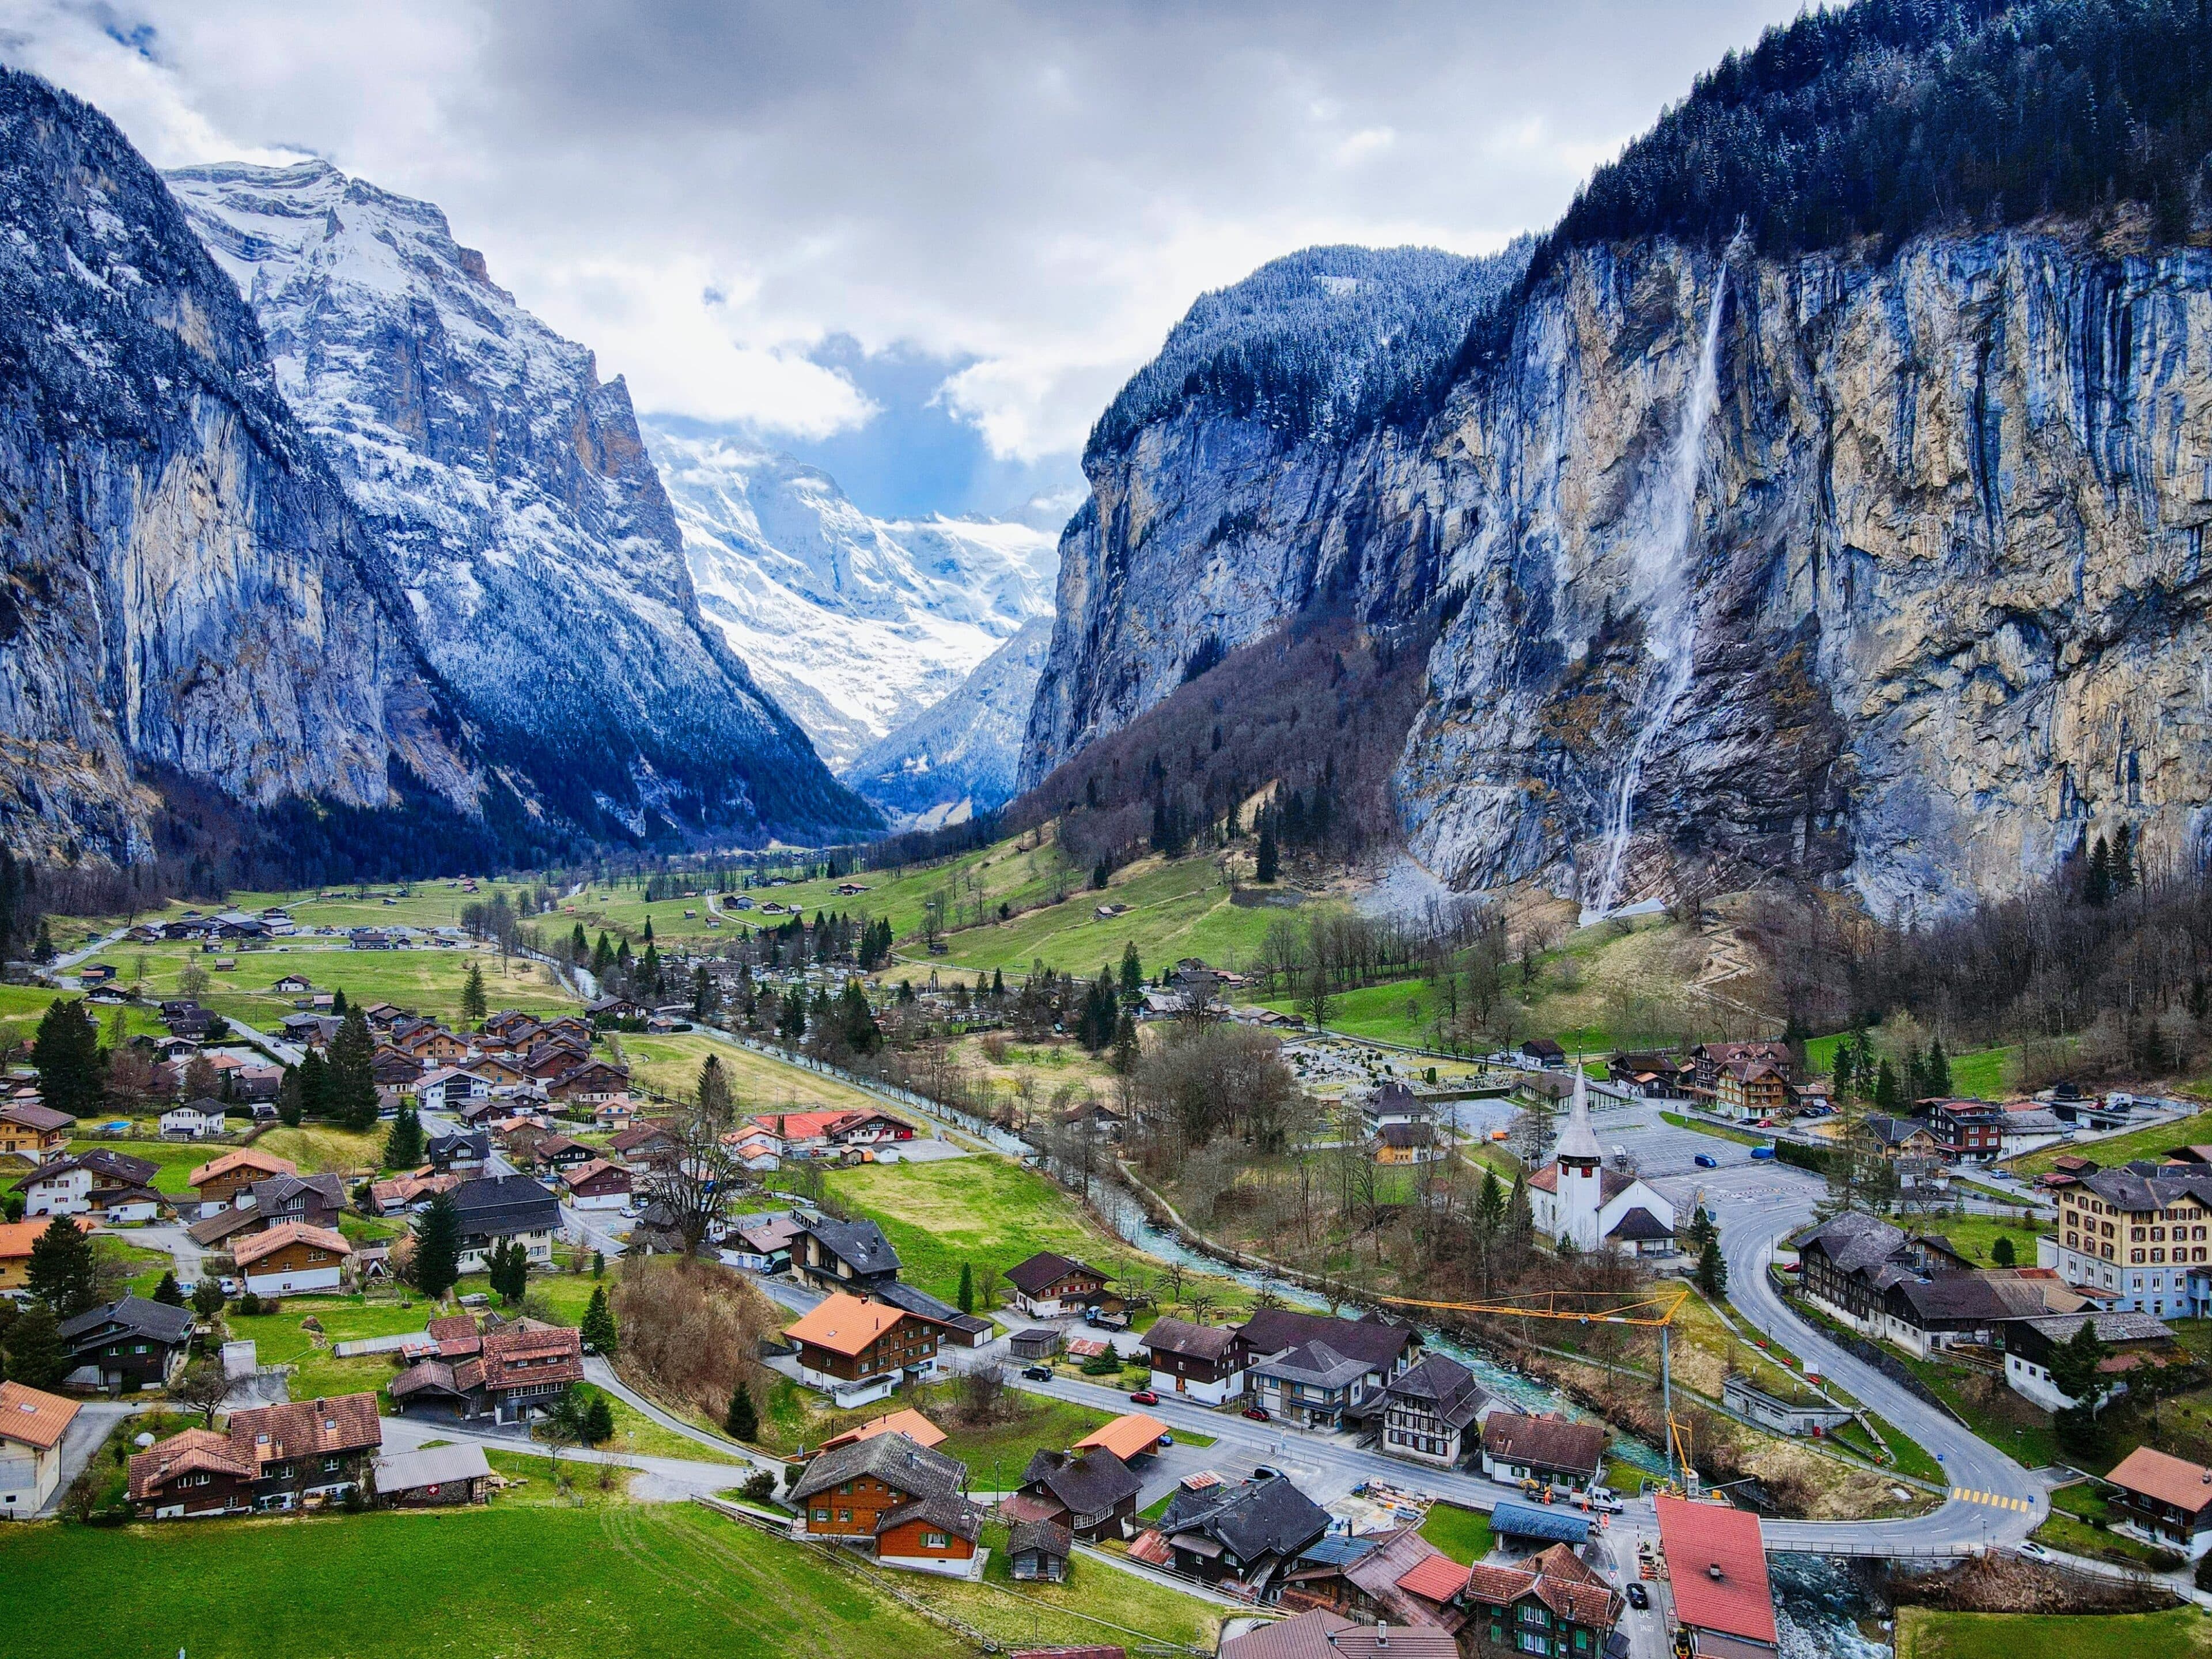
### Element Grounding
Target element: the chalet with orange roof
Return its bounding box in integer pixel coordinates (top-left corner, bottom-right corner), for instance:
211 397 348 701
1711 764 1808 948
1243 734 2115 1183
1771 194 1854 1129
0 1380 81 1516
186 1146 298 1216
0 1215 89 1293
784 1292 942 1407
1656 1495 1777 1659
2105 1445 2212 1559
233 1222 353 1296
817 1407 948 1454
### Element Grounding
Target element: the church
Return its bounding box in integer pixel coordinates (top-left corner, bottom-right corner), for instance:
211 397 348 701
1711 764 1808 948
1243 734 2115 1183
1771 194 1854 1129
1526 1069 1679 1256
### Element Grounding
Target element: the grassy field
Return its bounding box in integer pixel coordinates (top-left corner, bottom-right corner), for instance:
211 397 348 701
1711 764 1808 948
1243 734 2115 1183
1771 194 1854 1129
2008 1107 2212 1176
939 1518 1223 1652
1658 1111 1770 1146
0 1502 977 1659
1418 1502 1495 1563
255 1124 388 1177
1894 1606 2212 1659
821 1154 1255 1318
0 983 168 1047
100 936 576 1033
70 1136 219 1196
1800 1031 2013 1097
616 1031 888 1116
756 1375 1115 1480
1915 1212 2048 1266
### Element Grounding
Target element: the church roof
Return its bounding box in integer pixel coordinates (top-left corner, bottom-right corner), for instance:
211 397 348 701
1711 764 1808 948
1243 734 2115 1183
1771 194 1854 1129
1554 1067 1602 1164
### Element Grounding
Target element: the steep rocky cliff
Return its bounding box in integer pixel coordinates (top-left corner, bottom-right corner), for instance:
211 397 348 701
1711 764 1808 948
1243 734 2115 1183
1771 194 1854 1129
1024 0 2212 920
0 69 481 865
1029 225 2212 919
166 160 874 846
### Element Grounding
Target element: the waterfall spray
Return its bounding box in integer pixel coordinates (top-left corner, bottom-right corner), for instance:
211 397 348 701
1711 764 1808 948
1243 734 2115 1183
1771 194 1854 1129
1586 234 1745 922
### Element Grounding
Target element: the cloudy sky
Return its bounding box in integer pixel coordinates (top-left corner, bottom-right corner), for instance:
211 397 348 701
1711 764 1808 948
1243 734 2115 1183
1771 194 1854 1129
1 0 1801 517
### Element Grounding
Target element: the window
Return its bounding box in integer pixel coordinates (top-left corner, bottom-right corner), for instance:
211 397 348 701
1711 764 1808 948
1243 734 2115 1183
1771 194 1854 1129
923 1531 949 1549
813 1508 830 1524
838 1508 852 1524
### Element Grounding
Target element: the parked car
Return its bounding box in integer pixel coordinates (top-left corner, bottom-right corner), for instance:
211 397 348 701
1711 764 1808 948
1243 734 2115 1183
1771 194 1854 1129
1022 1365 1054 1381
1252 1465 1284 1480
1750 1146 1776 1161
2016 1541 2051 1561
1243 1406 1270 1422
1128 1389 1159 1405
1626 1584 1650 1610
1694 1153 1718 1168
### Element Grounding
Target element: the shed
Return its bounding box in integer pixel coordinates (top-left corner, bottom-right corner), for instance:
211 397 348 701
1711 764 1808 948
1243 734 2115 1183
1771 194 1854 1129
1009 1517 1075 1582
1010 1328 1063 1362
373 1441 493 1507
1488 1498 1592 1547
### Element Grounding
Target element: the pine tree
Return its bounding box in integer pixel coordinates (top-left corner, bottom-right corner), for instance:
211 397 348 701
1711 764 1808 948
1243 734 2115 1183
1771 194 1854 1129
571 922 590 964
1926 1037 1952 1098
1 1302 67 1389
27 1213 97 1317
1695 1234 1728 1297
383 1106 423 1170
1873 1058 1901 1112
413 1191 463 1300
1991 1235 2016 1267
153 1269 186 1307
192 1279 225 1317
991 968 1005 999
581 1285 619 1354
297 1049 329 1120
957 1262 975 1316
278 1063 306 1127
461 963 488 1021
1092 859 1111 891
2048 1318 2116 1413
329 1005 380 1131
584 1391 615 1444
2112 822 2137 895
1111 1012 1140 1074
696 1055 733 1126
331 988 349 1015
592 933 616 976
840 981 881 1054
643 915 654 944
725 1381 759 1441
1120 943 1142 997
2084 835 2112 907
1256 826 1279 884
31 998 103 1119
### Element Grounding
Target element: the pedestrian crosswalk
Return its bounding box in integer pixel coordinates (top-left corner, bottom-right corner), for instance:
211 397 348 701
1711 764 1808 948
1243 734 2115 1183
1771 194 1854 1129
1950 1487 2033 1512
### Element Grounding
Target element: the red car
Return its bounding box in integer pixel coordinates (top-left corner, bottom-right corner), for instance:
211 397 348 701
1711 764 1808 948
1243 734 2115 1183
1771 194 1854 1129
1243 1406 1270 1422
1128 1389 1159 1406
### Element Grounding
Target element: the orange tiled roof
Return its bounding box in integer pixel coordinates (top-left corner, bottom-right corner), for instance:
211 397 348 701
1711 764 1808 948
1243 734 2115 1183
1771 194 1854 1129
232 1221 352 1268
783 1292 906 1357
0 1380 81 1450
187 1147 297 1187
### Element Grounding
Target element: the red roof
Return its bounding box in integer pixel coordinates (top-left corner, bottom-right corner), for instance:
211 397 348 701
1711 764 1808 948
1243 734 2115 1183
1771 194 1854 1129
1395 1551 1474 1603
1656 1497 1775 1645
2107 1445 2212 1513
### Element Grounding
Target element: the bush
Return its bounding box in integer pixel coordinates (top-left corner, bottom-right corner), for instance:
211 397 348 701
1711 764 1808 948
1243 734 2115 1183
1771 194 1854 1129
741 1470 777 1505
610 1256 777 1419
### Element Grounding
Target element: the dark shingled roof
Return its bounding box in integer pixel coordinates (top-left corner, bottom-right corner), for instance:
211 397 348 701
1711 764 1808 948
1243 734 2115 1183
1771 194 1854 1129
1005 1249 1109 1296
1143 1317 1238 1363
1237 1308 1416 1373
450 1174 562 1238
1606 1206 1674 1242
1160 1473 1331 1569
804 1215 902 1277
1792 1210 1908 1275
59 1293 194 1347
1382 1354 1494 1431
880 1488 983 1542
1021 1446 1142 1515
1481 1412 1607 1479
870 1279 994 1337
1008 1517 1075 1559
790 1430 966 1504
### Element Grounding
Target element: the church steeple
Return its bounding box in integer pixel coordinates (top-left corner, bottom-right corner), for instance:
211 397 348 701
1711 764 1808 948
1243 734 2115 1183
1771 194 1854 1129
1556 1064 1602 1166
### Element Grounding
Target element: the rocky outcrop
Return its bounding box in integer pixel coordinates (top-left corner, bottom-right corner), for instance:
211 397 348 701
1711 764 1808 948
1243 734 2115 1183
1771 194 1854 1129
166 160 874 845
0 69 479 864
843 614 1054 823
1028 226 2212 916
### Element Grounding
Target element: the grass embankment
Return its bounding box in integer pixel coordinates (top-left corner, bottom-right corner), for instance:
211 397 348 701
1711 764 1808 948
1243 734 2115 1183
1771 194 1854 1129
1895 1605 2212 1659
1801 1032 2014 1099
755 1374 1113 1472
933 1520 1222 1652
0 1503 975 1659
618 1031 888 1115
2036 1482 2188 1569
822 1153 1257 1319
2009 1107 2212 1177
1418 1503 1495 1563
1658 1111 1770 1146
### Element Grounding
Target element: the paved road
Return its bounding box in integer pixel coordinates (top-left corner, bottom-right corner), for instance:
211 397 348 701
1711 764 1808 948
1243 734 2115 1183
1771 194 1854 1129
416 1105 628 1259
35 1399 146 1517
377 1410 747 1501
113 1222 209 1289
582 1354 783 1476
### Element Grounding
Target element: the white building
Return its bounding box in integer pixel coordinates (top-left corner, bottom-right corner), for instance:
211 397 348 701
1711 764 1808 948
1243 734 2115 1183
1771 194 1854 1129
1527 1070 1678 1255
17 1158 91 1217
160 1104 224 1139
0 1381 79 1517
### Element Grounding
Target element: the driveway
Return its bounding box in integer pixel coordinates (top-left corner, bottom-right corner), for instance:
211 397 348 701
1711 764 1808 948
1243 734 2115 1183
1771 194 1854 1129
34 1399 144 1517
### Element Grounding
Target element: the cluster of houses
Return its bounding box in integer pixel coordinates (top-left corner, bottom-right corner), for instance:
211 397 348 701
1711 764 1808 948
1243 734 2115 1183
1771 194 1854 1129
1791 1207 2186 1412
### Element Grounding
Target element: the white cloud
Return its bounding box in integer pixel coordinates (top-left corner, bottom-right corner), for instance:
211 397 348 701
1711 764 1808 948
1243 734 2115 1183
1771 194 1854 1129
0 0 1807 460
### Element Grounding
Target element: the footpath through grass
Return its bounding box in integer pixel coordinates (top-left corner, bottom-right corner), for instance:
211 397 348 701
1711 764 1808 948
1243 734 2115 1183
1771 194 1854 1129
1895 1605 2212 1659
0 1503 973 1659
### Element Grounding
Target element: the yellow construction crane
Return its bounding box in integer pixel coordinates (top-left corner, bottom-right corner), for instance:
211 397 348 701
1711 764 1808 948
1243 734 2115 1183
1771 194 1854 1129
1369 1284 1696 1494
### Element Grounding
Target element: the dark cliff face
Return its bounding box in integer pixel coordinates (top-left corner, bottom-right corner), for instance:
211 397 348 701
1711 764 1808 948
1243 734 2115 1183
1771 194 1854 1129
167 160 878 848
0 68 480 865
1025 222 2212 918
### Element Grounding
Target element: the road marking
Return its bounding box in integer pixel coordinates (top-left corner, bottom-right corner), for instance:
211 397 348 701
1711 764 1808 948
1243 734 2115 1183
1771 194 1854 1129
1950 1487 2032 1512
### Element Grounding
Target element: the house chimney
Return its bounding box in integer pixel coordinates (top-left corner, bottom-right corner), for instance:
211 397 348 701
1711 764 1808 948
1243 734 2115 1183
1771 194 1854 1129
1375 1623 1388 1647
1707 1563 1724 1580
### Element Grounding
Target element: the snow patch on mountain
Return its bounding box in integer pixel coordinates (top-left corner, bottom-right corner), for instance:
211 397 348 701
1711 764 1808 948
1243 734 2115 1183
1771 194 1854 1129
642 422 1059 767
842 614 1054 823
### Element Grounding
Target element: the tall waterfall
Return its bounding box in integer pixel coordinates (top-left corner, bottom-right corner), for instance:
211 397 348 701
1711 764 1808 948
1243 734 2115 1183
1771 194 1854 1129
1586 238 1743 921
